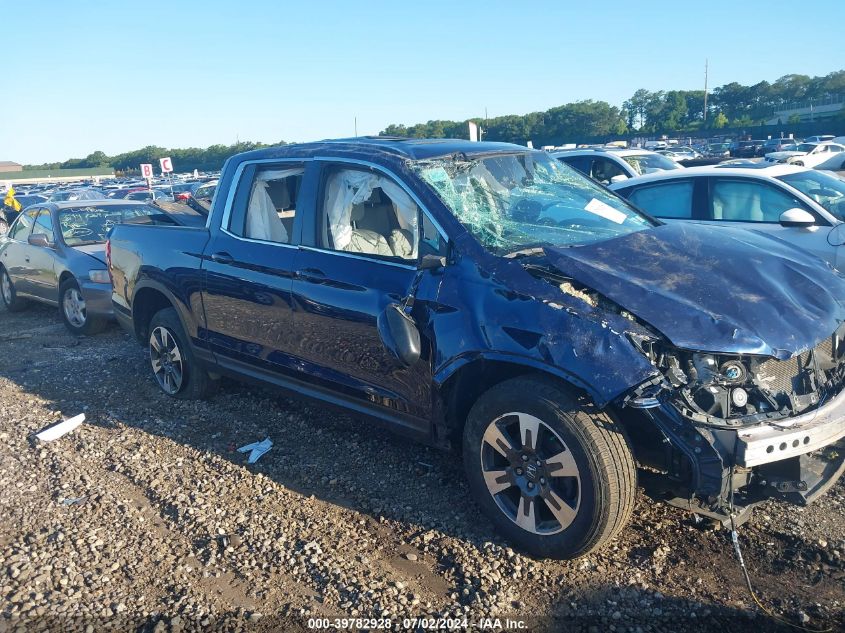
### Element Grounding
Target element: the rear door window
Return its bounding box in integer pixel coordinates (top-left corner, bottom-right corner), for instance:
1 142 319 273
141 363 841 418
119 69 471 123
627 181 695 219
229 164 305 244
556 155 590 176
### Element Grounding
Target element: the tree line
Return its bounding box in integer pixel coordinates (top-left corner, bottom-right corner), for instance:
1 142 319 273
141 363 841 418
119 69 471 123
25 141 287 174
382 70 845 145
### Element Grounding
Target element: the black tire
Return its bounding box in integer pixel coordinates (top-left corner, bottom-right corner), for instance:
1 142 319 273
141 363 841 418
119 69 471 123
793 160 804 167
147 307 216 399
0 266 29 312
59 278 107 335
463 375 637 559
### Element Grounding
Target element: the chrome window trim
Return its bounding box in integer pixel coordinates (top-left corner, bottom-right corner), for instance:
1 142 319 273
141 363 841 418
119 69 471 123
298 245 416 270
218 226 298 249
218 158 312 232
314 155 449 244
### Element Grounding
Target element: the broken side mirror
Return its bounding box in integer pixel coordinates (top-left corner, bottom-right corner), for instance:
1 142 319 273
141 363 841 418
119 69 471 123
419 254 446 271
28 233 54 248
779 208 816 228
377 303 421 367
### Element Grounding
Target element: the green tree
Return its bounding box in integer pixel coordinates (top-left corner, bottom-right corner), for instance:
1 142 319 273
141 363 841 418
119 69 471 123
711 112 729 129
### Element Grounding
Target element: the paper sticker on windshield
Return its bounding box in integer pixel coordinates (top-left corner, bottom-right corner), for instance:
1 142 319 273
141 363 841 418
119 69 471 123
584 198 626 224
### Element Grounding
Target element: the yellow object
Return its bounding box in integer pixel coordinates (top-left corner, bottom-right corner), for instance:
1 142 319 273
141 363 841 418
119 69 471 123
3 187 21 212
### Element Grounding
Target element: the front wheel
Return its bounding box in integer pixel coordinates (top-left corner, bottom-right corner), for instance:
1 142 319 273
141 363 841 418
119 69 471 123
59 279 106 335
463 375 637 559
1 267 29 312
147 307 216 399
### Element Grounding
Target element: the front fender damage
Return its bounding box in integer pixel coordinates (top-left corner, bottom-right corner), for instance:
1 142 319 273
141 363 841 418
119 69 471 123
430 239 661 408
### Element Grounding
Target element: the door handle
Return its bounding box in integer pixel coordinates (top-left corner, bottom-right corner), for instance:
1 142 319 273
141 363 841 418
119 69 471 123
210 252 233 265
296 267 326 281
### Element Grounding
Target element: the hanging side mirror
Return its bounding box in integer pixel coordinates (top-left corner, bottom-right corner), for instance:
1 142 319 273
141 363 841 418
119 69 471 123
377 303 421 367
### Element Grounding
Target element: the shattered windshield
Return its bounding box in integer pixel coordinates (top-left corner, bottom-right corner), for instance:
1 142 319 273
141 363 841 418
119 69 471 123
413 151 653 256
620 153 682 174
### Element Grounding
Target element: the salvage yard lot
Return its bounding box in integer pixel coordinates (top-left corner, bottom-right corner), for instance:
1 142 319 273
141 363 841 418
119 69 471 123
1 303 844 632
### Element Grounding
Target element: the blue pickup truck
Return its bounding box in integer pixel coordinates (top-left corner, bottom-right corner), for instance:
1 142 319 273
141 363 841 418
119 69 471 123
107 137 845 558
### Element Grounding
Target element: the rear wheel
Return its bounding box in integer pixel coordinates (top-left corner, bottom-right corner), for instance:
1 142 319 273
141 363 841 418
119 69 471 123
148 307 216 399
1 267 29 312
463 375 637 559
59 278 106 335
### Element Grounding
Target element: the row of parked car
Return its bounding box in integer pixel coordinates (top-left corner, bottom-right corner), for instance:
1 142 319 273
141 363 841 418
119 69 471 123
0 176 218 234
552 146 845 267
2 136 845 561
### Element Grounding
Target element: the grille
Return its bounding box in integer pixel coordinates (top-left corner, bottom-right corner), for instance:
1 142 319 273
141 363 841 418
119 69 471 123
755 335 837 396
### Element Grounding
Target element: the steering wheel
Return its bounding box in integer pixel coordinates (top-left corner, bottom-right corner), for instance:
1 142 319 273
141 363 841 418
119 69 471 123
68 226 94 238
807 188 842 198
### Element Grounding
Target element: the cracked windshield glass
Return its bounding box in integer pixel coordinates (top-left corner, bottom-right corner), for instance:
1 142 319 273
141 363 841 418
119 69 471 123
414 151 653 255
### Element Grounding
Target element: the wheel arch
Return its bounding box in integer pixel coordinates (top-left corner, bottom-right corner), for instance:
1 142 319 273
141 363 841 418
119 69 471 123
58 270 75 286
436 355 592 447
132 284 178 342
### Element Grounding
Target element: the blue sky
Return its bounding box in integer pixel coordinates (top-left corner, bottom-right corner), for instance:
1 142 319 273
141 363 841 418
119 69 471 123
6 0 845 164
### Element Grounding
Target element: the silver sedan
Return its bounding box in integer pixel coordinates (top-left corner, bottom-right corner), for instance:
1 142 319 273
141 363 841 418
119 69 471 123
0 200 174 334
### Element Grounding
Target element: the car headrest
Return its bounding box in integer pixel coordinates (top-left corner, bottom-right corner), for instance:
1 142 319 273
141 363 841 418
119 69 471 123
350 205 365 223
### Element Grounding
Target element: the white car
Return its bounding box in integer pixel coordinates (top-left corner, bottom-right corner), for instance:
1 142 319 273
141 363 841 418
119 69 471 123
608 164 845 269
765 142 845 167
659 147 701 162
552 148 682 185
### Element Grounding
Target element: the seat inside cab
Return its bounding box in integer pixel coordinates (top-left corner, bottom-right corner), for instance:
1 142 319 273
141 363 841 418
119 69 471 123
324 170 418 260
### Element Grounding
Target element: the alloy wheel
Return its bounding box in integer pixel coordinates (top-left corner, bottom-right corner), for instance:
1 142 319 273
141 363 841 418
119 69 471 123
1 271 12 305
63 288 87 327
149 326 184 394
480 412 581 535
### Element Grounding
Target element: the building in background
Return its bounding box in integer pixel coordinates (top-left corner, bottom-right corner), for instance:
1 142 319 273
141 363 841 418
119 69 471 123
0 161 23 173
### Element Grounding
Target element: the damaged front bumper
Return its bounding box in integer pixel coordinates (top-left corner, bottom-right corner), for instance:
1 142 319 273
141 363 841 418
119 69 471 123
632 385 845 525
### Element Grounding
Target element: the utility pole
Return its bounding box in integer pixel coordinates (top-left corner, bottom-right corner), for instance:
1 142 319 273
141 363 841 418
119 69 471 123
703 59 709 122
354 116 358 137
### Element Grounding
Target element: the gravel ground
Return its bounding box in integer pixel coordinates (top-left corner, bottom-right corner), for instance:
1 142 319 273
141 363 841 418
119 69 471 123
1 302 844 632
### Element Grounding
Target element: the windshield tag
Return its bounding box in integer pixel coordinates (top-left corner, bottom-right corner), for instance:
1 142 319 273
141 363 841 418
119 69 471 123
584 198 626 224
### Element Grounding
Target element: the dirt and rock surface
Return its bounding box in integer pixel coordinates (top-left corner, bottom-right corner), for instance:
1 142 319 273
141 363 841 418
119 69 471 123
1 302 844 632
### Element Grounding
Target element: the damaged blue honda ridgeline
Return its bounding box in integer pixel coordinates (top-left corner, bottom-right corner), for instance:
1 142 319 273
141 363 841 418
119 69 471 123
108 138 845 559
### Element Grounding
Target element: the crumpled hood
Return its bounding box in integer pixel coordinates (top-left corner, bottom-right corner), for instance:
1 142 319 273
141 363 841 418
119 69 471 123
72 243 107 266
543 223 845 359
